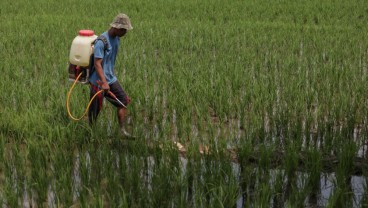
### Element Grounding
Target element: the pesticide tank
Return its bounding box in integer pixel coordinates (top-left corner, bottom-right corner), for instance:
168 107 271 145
68 30 97 84
69 30 97 66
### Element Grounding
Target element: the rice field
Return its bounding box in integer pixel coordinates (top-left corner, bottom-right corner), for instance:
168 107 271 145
1 0 368 207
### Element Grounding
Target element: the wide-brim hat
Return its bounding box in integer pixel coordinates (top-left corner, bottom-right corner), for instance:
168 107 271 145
110 13 133 30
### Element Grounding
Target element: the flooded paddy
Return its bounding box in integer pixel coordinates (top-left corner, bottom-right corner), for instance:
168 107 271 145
1 150 367 207
1 118 368 207
2 0 368 207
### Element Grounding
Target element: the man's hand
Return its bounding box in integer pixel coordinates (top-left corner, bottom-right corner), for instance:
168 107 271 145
97 80 110 92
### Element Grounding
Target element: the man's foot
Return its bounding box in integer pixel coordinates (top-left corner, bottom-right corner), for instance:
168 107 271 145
121 127 136 139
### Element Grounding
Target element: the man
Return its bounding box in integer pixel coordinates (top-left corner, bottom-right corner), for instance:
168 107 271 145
88 13 133 138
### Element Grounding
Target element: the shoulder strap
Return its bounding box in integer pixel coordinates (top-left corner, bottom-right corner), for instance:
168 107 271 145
93 35 109 51
89 35 109 73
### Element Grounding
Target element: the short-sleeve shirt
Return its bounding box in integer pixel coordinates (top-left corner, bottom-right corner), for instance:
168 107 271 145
89 31 120 86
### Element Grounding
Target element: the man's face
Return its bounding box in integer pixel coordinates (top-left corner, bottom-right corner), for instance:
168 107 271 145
117 28 127 37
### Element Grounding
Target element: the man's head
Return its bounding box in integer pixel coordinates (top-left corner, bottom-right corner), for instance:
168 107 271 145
110 13 133 37
111 13 133 30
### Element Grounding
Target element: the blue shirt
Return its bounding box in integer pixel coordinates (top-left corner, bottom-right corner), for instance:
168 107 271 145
89 31 120 86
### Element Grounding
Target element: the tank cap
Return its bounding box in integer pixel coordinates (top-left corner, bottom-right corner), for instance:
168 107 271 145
78 30 95 36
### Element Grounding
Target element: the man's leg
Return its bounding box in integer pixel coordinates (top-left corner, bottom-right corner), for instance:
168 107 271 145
88 84 104 125
106 81 132 137
117 107 132 137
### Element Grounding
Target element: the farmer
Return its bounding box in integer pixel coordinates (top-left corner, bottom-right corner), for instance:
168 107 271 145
88 13 133 138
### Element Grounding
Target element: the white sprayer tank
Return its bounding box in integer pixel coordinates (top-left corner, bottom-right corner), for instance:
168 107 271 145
69 30 97 66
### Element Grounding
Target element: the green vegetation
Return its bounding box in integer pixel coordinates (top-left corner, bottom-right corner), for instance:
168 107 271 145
1 0 368 207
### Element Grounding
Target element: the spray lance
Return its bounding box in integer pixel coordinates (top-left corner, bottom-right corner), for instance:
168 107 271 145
96 80 127 108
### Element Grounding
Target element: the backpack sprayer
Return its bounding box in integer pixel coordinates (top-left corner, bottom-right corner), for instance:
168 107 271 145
66 30 126 121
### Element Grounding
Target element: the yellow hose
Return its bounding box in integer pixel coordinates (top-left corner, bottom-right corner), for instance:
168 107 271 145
66 72 103 121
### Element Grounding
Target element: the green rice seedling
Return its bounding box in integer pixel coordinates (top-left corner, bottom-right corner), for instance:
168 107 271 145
184 154 196 205
176 160 191 208
204 182 239 208
117 154 148 207
289 169 319 207
253 182 273 208
2 143 23 207
237 136 256 205
96 152 124 207
12 142 30 206
280 142 300 205
49 145 75 205
320 136 356 207
77 149 93 205
258 144 276 174
317 117 335 155
304 149 322 201
361 171 368 207
150 147 182 207
332 139 357 204
75 146 112 206
327 186 354 208
284 141 300 173
0 134 4 188
27 143 53 206
0 134 5 170
271 169 286 208
197 144 239 207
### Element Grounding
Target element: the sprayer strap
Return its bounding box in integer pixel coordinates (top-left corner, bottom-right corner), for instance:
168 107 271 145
89 35 109 75
93 36 109 51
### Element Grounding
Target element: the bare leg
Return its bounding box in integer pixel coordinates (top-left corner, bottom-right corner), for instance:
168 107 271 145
117 107 133 137
117 107 127 125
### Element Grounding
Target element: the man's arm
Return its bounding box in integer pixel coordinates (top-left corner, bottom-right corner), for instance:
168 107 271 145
95 58 110 91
